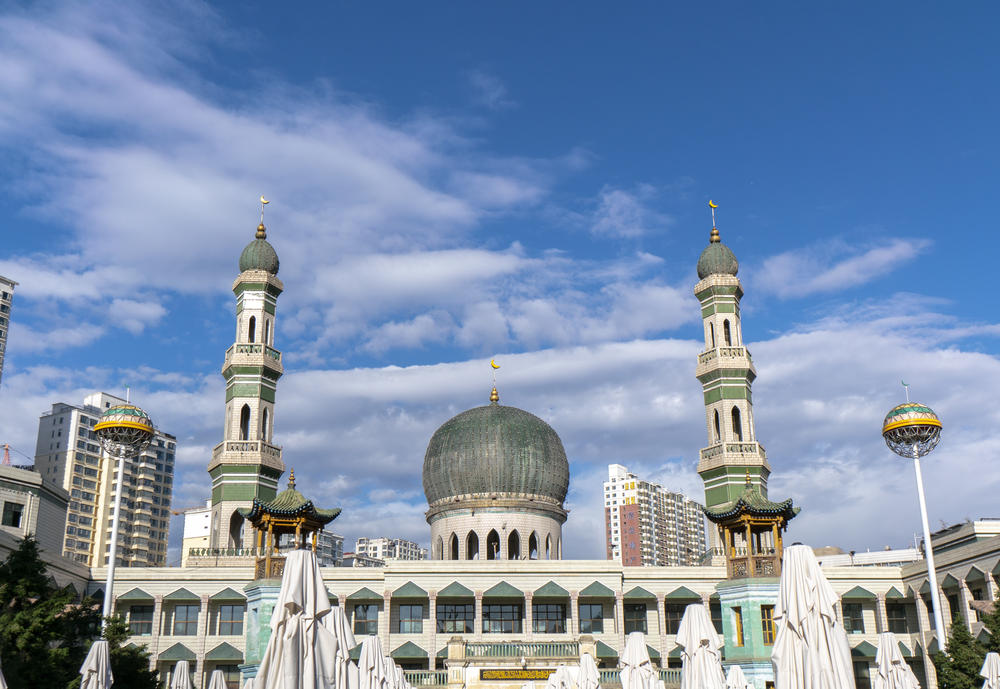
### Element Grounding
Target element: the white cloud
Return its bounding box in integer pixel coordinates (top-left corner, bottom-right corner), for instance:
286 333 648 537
590 184 669 238
754 238 932 298
467 70 515 110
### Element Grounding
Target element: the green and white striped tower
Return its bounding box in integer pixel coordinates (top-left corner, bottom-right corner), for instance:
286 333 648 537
694 223 771 533
207 217 285 550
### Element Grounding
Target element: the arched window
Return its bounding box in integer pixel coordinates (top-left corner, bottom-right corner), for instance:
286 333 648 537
435 537 443 560
486 530 500 560
731 406 743 442
709 322 715 348
545 534 552 560
262 408 269 441
248 316 256 343
713 410 721 442
723 319 732 346
450 533 459 560
264 319 271 346
507 530 520 560
239 405 250 441
466 531 479 560
528 532 539 560
557 537 562 559
228 511 243 549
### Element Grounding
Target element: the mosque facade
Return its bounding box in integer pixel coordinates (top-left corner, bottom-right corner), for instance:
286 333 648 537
71 217 1000 689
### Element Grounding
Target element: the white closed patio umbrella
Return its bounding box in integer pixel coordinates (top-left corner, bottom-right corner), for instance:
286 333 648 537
874 632 920 689
677 603 725 689
770 544 854 689
324 606 357 689
621 631 661 689
579 652 601 689
0 655 7 689
80 640 113 689
981 652 1000 689
358 636 391 689
207 669 229 689
725 665 754 689
170 660 194 689
256 549 339 689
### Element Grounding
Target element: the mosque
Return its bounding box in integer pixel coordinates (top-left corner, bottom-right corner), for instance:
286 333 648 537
46 216 1000 689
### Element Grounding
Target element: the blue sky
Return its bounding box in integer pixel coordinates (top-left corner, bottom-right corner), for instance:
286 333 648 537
0 1 997 561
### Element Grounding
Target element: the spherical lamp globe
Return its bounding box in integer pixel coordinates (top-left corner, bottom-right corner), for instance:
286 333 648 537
882 402 942 459
94 403 155 457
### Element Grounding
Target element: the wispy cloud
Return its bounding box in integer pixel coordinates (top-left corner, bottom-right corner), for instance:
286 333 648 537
753 237 932 298
467 70 515 110
590 184 670 238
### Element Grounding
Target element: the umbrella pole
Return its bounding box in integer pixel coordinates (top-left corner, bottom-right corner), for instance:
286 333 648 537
912 449 946 642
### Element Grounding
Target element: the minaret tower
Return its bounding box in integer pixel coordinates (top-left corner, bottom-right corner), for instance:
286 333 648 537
694 222 771 516
208 217 285 549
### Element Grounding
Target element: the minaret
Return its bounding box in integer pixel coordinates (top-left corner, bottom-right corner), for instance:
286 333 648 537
694 224 771 517
208 219 285 549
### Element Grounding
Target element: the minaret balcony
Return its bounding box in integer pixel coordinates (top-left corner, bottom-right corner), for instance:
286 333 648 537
211 439 282 465
224 343 282 363
695 346 756 378
698 441 769 469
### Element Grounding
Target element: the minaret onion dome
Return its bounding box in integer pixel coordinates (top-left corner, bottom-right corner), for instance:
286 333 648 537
239 223 280 275
696 227 739 279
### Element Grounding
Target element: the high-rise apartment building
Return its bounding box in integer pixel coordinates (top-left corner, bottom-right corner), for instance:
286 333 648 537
603 463 706 566
317 530 345 566
354 536 427 561
0 275 16 386
33 392 176 566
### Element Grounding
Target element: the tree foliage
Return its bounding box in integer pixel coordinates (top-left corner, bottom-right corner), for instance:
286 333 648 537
931 620 986 689
0 537 157 689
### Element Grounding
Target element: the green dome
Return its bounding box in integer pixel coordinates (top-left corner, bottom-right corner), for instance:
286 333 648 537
696 228 739 279
238 224 279 274
422 401 570 506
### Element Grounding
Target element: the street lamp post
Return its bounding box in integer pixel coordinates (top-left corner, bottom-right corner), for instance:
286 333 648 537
881 401 945 642
94 402 155 628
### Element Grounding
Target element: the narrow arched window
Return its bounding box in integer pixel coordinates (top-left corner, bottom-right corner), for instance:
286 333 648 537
709 322 715 348
731 406 743 442
264 319 271 346
529 532 539 560
714 410 721 442
486 530 500 560
450 533 459 560
723 319 732 346
545 534 552 560
508 531 520 560
466 531 479 560
228 511 243 549
239 405 251 440
435 537 443 560
248 316 256 343
262 408 269 441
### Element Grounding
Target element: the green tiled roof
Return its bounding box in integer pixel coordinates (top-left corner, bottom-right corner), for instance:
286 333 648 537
898 641 912 658
579 581 615 598
239 234 280 275
347 587 382 602
117 588 153 601
884 587 905 599
624 586 656 601
159 643 196 661
696 235 739 279
851 641 877 658
437 582 474 598
484 581 523 599
164 588 200 602
668 647 682 658
238 479 340 525
391 642 428 660
664 586 700 601
349 644 362 661
210 587 246 602
393 582 428 599
205 642 243 662
437 648 449 658
595 641 618 659
702 485 799 523
534 581 569 598
841 586 876 601
918 581 932 595
646 645 660 660
422 403 570 505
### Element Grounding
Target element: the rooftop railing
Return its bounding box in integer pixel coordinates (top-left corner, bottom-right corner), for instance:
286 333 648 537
465 641 580 658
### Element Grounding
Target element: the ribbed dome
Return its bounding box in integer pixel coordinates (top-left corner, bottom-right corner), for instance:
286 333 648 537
422 403 570 506
697 228 739 279
239 224 279 274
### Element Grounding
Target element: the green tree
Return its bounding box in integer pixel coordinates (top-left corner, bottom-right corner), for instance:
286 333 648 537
0 537 98 688
981 601 1000 654
65 615 159 689
931 621 986 689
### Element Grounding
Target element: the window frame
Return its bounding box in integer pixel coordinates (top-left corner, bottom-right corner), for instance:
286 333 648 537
531 603 566 634
623 603 647 634
436 603 474 634
217 603 245 636
353 604 379 636
172 604 199 636
398 604 424 634
732 606 745 647
761 604 775 645
579 603 604 634
886 602 908 634
663 603 686 635
482 603 523 634
841 602 865 634
128 604 154 636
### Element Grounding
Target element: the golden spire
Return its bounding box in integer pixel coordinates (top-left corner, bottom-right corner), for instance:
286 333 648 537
710 227 720 243
490 386 499 403
709 199 720 242
257 195 270 238
288 468 296 489
256 223 267 239
745 469 752 487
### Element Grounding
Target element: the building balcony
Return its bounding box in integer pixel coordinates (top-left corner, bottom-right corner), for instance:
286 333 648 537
695 346 755 378
223 343 282 371
698 441 768 468
211 439 282 464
